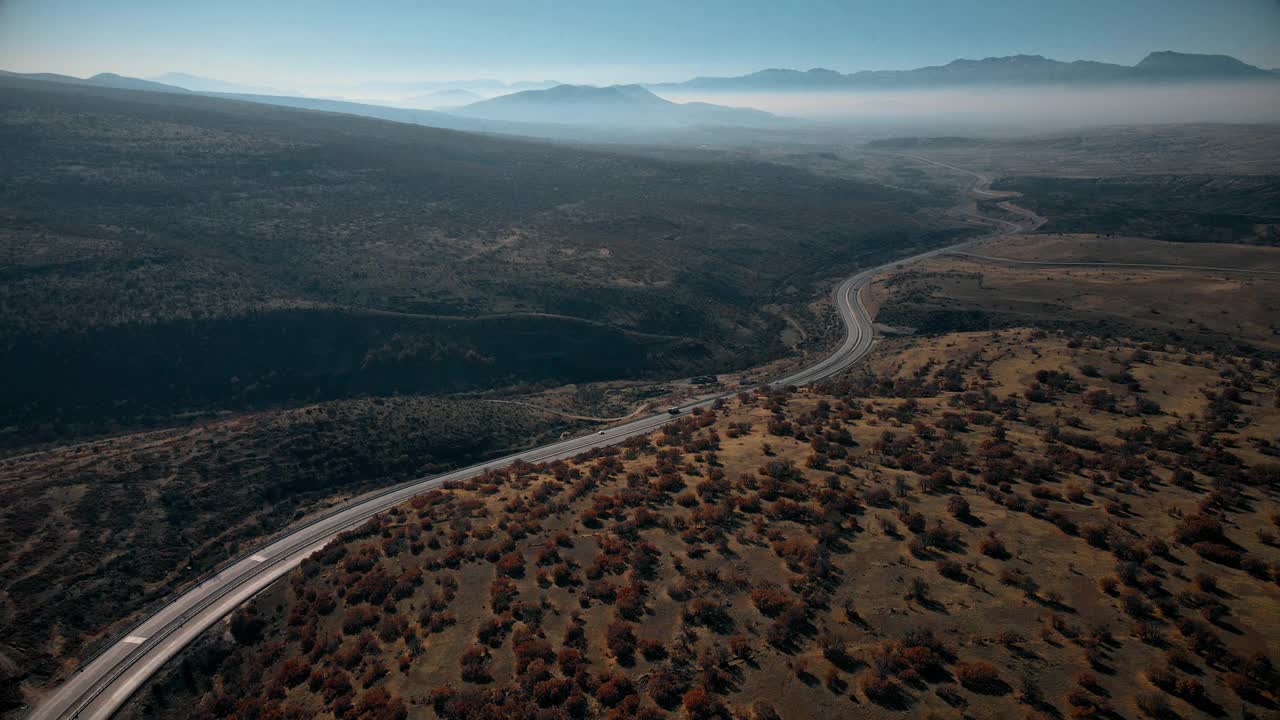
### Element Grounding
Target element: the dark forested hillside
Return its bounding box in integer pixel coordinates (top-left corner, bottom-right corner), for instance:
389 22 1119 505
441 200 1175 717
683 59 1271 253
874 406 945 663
992 175 1280 244
0 75 952 447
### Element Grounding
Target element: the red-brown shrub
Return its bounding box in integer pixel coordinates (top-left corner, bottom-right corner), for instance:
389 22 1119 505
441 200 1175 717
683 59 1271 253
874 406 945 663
954 660 1003 693
751 586 793 617
682 687 726 719
459 647 491 683
595 673 635 707
862 673 903 706
648 668 685 708
606 621 637 663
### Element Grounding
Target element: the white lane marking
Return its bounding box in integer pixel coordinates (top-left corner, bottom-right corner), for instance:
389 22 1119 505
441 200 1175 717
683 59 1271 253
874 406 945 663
250 554 268 562
122 636 147 645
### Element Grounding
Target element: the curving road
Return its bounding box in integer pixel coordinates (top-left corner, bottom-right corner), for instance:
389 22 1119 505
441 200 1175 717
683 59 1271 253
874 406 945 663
31 156 1033 720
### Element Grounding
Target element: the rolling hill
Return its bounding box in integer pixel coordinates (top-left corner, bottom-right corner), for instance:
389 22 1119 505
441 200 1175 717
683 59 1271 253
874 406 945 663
0 72 948 449
0 69 190 93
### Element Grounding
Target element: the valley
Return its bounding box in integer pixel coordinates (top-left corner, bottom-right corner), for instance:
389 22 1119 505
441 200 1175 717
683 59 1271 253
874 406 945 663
2 24 1280 720
0 73 955 452
0 73 974 712
26 136 1280 720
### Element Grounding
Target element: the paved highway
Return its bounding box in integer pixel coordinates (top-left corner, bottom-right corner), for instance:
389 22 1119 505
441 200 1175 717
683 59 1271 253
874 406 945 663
31 157 1033 720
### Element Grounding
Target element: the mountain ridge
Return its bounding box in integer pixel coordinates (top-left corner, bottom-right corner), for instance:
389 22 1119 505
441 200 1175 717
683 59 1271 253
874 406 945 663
648 50 1279 92
404 88 486 108
6 49 1272 110
450 83 784 127
0 70 191 93
149 72 284 95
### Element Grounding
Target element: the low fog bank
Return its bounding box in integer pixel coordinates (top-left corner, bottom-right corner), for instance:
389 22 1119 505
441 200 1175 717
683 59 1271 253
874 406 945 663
656 83 1280 134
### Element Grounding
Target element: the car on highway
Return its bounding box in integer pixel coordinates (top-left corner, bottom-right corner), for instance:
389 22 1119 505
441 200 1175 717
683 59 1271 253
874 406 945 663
667 407 680 415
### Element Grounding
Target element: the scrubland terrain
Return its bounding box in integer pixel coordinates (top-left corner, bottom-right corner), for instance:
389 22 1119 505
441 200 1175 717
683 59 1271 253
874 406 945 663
989 177 1280 245
124 327 1279 720
866 125 1280 177
0 397 572 697
867 126 1280 246
111 229 1280 720
867 234 1280 354
971 234 1280 270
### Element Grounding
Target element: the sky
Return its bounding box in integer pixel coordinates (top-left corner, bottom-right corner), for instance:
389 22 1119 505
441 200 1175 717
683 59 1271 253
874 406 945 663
1 0 1278 89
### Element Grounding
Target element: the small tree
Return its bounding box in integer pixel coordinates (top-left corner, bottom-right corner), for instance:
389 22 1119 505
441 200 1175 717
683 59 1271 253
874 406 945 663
954 660 1003 694
606 621 637 664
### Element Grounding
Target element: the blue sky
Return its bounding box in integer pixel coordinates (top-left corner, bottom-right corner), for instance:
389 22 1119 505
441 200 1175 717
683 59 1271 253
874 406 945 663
1 0 1278 87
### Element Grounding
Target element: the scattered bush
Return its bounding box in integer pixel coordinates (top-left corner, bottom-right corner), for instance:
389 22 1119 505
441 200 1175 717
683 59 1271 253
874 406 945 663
862 673 904 707
954 660 1004 694
605 621 637 663
980 534 1010 560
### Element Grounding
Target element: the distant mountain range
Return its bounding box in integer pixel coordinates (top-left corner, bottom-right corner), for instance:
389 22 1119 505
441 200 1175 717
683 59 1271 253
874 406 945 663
403 88 486 108
450 84 783 127
0 71 785 144
647 51 1280 92
6 51 1274 109
3 50 1275 135
354 79 561 95
149 72 285 95
0 70 192 94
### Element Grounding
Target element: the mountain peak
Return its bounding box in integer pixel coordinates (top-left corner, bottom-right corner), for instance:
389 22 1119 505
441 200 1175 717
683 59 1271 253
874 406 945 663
1135 50 1270 76
451 83 778 128
86 73 190 93
649 50 1276 93
532 83 667 104
949 54 1053 66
